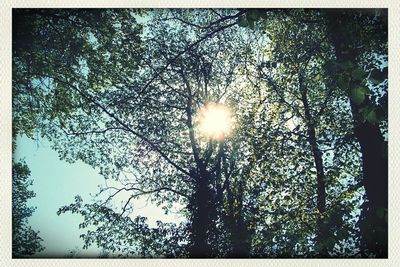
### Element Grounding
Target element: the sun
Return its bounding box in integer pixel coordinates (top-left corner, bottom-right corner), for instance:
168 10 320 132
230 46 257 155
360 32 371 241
197 103 234 141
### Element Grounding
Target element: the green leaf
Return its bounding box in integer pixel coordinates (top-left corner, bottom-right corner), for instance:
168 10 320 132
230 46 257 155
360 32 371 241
365 109 379 124
352 68 365 81
337 76 348 89
237 16 248 27
360 106 380 124
248 19 255 30
359 86 370 94
349 86 368 105
247 10 261 21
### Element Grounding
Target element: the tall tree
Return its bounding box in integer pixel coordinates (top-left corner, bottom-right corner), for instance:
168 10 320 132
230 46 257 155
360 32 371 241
237 9 366 256
325 9 388 257
12 8 387 258
14 8 249 257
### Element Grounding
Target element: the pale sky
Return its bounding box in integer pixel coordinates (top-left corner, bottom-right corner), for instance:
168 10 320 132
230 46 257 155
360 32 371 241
14 135 183 257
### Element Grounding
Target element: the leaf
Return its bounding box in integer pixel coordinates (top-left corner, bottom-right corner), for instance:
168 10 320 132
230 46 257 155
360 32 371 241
359 106 380 124
349 86 368 105
259 10 268 19
248 19 255 30
337 76 348 89
237 16 248 27
247 10 261 21
365 109 379 124
352 68 365 81
370 67 388 83
369 78 381 85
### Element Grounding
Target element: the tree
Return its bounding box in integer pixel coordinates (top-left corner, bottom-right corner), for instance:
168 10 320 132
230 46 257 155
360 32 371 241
12 8 387 258
325 9 388 257
236 9 377 256
14 8 249 257
12 161 45 257
234 10 387 255
13 8 144 141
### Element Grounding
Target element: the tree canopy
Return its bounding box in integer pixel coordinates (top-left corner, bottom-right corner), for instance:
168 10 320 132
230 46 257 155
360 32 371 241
12 8 388 258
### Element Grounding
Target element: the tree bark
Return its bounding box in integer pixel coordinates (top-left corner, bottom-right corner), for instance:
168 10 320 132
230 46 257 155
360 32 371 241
225 180 251 258
188 168 215 257
325 11 388 257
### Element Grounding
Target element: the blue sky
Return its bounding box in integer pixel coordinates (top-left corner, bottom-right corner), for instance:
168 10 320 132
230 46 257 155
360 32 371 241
14 136 104 257
14 135 183 257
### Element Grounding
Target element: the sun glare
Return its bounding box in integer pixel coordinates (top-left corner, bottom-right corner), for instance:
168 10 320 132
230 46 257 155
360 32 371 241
198 103 234 141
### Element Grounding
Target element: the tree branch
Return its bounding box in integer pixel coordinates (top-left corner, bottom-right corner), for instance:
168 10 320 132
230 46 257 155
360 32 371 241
137 11 245 95
51 76 191 177
179 67 202 168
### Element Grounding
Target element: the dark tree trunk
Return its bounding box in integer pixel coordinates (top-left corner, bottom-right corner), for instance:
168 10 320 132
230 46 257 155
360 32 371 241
354 116 388 257
228 217 250 258
187 168 214 258
225 180 251 258
299 76 329 256
325 11 388 257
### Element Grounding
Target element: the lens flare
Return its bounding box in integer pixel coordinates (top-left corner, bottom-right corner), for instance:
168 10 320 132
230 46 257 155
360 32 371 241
198 103 233 140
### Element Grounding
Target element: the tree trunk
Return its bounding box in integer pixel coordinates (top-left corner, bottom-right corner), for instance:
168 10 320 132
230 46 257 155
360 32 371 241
187 168 214 257
325 11 388 257
225 179 251 258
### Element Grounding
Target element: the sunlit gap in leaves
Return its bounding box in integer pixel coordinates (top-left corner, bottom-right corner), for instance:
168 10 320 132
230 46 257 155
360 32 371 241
197 103 234 141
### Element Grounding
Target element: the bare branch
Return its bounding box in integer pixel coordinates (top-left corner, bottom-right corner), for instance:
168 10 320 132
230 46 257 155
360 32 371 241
101 185 190 218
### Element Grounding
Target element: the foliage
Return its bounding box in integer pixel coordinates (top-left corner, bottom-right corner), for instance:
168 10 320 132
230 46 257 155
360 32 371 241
12 8 387 258
57 195 188 257
12 161 45 257
235 9 364 256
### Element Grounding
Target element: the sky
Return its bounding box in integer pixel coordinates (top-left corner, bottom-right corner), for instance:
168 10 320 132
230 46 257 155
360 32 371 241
14 135 183 258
